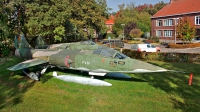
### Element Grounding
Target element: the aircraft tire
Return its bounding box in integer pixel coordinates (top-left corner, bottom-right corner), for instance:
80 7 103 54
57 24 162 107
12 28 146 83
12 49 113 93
36 71 41 77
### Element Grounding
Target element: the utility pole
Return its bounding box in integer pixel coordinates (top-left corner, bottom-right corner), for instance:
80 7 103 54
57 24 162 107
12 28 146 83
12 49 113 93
121 24 125 40
174 18 178 44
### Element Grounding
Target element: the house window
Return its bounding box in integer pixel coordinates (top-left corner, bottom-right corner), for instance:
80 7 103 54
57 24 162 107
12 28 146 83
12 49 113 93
174 18 179 25
156 20 162 26
164 19 173 26
195 16 200 25
156 30 162 36
164 30 172 37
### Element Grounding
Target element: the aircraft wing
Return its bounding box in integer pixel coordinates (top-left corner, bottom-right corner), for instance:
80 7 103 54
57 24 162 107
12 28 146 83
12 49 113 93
7 59 48 71
69 67 170 74
68 67 172 79
117 69 169 73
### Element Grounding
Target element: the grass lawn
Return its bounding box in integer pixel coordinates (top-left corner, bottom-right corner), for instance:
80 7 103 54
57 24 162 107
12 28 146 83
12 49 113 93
0 56 200 112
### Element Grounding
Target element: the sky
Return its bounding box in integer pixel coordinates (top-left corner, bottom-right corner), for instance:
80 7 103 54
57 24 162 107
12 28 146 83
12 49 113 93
106 0 169 12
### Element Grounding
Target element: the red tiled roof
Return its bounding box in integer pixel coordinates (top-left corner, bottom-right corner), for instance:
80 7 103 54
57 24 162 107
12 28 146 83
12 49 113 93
105 15 115 24
109 15 115 20
105 19 114 24
152 0 200 18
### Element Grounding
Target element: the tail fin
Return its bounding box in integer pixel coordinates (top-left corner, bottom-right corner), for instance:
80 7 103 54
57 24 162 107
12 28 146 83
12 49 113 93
14 34 32 49
14 34 32 59
35 36 49 49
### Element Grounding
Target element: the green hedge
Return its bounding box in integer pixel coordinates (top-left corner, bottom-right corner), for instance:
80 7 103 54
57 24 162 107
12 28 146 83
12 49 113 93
168 43 200 48
121 49 200 63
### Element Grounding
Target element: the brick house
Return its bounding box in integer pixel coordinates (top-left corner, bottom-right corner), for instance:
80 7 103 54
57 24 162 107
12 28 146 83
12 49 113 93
105 15 115 33
151 0 200 43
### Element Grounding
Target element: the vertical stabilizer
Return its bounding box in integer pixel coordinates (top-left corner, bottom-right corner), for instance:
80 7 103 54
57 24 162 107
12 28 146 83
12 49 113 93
14 34 32 59
14 34 32 49
35 36 49 49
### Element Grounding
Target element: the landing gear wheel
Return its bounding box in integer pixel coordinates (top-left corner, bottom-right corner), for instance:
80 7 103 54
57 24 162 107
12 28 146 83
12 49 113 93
36 71 41 77
37 77 40 81
91 75 94 79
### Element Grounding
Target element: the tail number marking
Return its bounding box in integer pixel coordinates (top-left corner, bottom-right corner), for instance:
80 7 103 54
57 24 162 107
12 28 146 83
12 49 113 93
82 61 90 65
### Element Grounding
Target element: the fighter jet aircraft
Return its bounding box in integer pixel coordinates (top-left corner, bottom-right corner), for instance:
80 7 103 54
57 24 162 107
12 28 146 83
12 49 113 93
7 35 169 81
34 36 109 50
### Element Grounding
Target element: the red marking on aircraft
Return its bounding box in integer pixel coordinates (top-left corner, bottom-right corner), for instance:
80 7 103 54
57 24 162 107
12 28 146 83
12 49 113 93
65 55 70 67
18 35 21 41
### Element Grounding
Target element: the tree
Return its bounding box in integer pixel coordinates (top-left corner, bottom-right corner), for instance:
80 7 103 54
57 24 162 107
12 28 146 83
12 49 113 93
148 2 167 15
134 2 167 16
25 0 72 42
124 22 137 39
129 28 142 39
53 26 65 41
0 2 9 41
112 3 139 37
176 16 196 43
135 3 153 13
0 0 109 46
70 0 108 41
112 2 151 38
154 1 167 13
136 12 151 32
1 0 27 36
0 0 12 56
24 0 108 42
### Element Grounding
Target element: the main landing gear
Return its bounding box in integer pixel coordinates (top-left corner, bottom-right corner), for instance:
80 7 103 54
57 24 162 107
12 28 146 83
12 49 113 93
22 65 49 81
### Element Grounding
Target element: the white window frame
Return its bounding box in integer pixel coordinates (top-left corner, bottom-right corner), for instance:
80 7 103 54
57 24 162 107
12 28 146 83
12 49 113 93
164 19 173 26
164 30 173 37
174 18 180 25
195 16 200 25
156 30 162 37
156 20 162 26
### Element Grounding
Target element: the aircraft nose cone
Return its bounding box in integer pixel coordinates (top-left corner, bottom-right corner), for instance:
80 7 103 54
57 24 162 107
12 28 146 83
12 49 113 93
131 59 167 73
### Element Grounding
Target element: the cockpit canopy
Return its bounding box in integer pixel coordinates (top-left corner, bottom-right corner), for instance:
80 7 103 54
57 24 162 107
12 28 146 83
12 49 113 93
79 40 108 49
80 41 96 45
93 49 128 59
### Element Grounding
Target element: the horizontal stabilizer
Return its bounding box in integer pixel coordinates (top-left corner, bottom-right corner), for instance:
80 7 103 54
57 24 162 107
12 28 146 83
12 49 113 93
7 59 48 71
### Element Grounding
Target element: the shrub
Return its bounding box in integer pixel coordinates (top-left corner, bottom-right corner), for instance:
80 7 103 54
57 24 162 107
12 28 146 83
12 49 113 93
106 33 116 39
145 40 154 43
129 28 143 39
147 36 160 43
0 42 10 57
120 48 200 63
168 43 200 48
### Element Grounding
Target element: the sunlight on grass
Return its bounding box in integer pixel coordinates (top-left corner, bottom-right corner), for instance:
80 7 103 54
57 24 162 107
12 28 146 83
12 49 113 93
0 57 200 112
169 82 179 88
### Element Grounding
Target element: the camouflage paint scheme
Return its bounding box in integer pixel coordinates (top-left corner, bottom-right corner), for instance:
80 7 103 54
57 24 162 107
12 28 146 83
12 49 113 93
8 35 168 78
35 36 108 50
